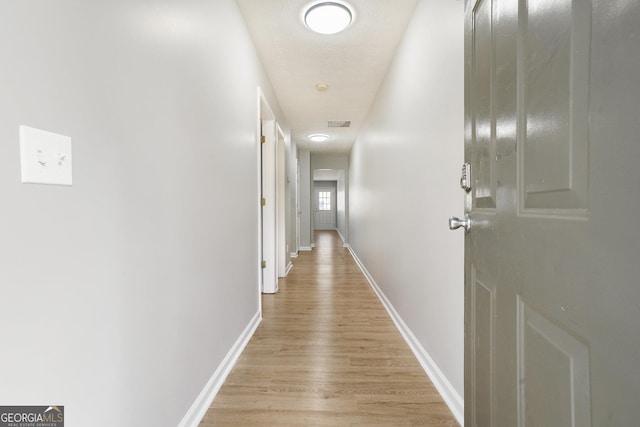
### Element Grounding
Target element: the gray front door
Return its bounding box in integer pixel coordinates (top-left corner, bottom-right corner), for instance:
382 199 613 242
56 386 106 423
462 0 640 425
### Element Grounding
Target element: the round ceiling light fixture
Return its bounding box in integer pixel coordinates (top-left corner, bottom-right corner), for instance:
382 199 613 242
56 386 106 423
304 2 353 35
308 133 330 142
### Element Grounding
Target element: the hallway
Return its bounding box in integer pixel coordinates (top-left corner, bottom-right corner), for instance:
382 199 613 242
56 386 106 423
200 231 458 426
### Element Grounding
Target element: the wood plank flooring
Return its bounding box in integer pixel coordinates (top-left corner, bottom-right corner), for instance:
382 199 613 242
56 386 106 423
200 230 459 426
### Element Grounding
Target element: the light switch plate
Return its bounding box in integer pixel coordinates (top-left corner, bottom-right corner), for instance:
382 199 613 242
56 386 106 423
20 125 73 186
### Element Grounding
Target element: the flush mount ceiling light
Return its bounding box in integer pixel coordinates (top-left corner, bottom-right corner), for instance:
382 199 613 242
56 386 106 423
308 133 330 142
304 2 353 35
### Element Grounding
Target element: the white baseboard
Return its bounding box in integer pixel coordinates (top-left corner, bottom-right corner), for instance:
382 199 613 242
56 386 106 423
177 311 262 427
347 247 464 426
285 261 293 276
299 246 312 251
290 252 299 258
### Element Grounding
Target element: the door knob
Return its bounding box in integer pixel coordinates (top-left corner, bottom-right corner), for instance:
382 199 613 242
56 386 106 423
449 215 472 234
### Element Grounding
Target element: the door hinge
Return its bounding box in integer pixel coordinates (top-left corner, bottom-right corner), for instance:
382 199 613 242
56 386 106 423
261 197 266 206
261 135 266 144
261 260 266 269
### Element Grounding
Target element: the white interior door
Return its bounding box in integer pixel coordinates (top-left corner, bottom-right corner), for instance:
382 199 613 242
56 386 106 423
261 119 277 294
276 124 287 277
459 0 640 425
296 159 301 253
314 185 336 230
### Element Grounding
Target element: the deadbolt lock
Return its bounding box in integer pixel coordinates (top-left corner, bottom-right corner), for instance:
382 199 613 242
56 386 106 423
460 162 472 193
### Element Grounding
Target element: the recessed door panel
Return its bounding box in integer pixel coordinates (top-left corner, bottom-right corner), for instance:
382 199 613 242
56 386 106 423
471 267 496 427
517 298 591 427
472 0 497 210
520 0 590 213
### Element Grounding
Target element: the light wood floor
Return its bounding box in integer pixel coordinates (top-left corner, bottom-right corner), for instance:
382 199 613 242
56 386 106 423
200 230 459 426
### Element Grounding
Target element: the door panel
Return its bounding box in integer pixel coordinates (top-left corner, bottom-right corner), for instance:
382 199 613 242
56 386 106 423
472 0 497 210
464 0 640 425
517 297 591 426
520 0 590 213
470 267 496 426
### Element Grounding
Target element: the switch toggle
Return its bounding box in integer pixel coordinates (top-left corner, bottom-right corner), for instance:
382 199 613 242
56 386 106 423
20 125 73 186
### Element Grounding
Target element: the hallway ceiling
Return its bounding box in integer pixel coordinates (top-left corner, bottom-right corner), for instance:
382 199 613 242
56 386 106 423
236 0 419 153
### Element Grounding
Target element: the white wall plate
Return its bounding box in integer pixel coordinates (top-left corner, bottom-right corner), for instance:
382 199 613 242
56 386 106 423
20 125 73 186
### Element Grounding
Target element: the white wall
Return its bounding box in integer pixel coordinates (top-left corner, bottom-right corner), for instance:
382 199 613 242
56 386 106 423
0 1 283 426
348 0 465 417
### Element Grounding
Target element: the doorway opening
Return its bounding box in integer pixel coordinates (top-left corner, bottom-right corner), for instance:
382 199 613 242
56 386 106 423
312 168 347 245
314 184 337 230
258 89 277 294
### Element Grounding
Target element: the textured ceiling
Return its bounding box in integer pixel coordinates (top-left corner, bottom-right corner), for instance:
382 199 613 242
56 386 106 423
236 0 419 153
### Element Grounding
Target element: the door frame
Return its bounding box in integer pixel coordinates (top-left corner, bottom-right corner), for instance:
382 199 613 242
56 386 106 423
257 88 277 295
313 182 337 230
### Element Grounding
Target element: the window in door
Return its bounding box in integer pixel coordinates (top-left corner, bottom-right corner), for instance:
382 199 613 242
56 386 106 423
318 191 331 211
